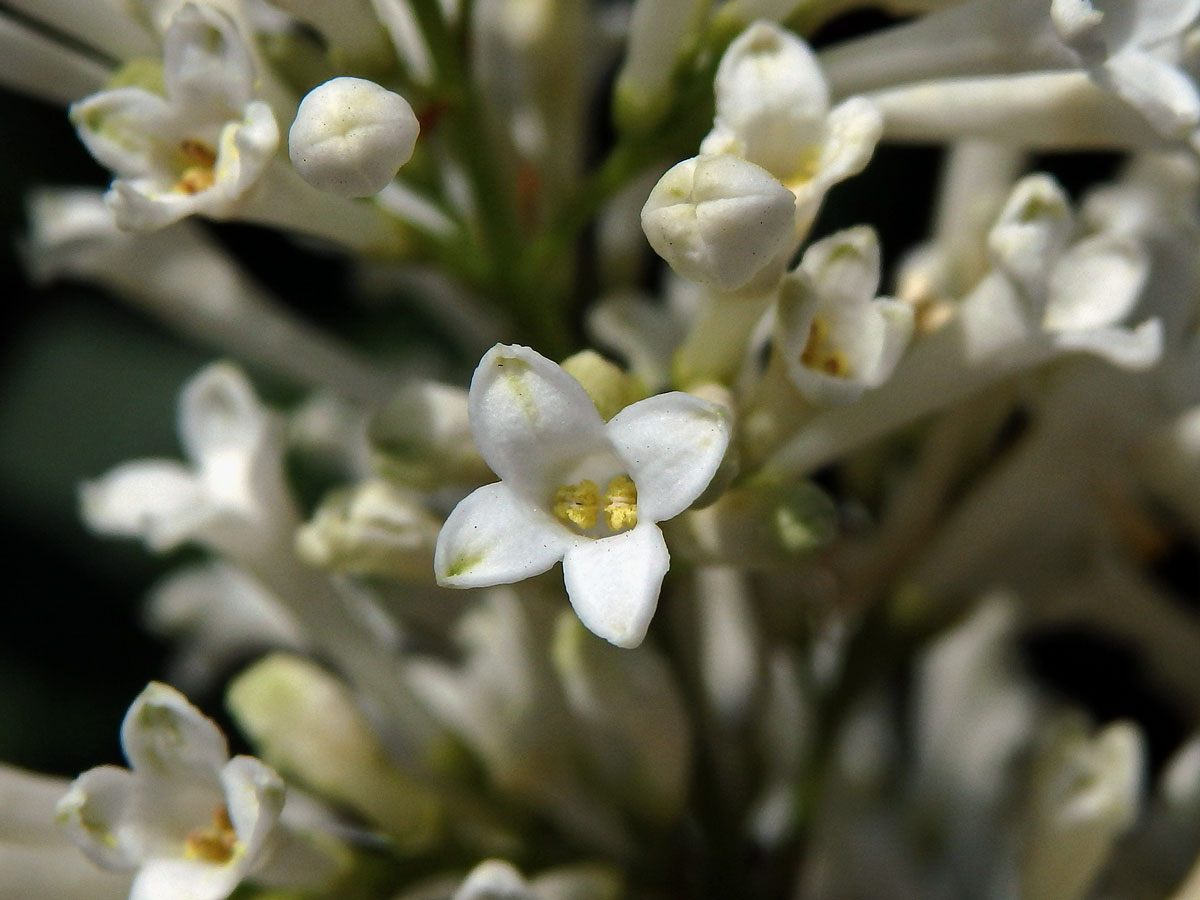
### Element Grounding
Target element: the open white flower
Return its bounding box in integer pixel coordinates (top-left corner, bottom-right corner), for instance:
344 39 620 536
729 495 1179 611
434 344 732 647
774 226 914 405
70 3 278 230
56 683 287 900
80 362 297 560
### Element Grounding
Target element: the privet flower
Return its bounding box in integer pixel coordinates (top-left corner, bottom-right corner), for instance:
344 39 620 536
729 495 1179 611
69 3 278 230
434 344 732 647
56 683 287 900
774 226 913 406
80 362 296 559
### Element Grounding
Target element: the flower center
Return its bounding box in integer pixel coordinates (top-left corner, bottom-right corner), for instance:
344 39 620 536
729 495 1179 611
800 315 849 377
174 139 217 194
553 475 639 533
184 805 238 864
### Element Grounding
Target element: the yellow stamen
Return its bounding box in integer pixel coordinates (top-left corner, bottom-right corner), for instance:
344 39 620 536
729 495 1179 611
184 806 237 864
800 316 850 378
554 479 599 530
603 476 638 531
174 139 217 194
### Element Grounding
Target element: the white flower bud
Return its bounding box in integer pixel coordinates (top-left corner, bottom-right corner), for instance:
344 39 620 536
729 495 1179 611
641 153 796 293
288 76 419 197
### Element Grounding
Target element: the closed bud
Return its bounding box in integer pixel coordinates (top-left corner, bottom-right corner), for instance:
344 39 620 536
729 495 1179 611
641 153 796 294
289 76 419 197
296 479 441 580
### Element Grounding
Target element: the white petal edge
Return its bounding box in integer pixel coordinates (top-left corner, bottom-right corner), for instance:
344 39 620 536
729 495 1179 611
56 766 140 871
1050 318 1164 369
79 460 207 552
435 482 573 588
220 755 285 874
562 525 670 648
1044 234 1149 331
120 683 229 779
606 392 732 522
1099 49 1200 139
468 344 607 497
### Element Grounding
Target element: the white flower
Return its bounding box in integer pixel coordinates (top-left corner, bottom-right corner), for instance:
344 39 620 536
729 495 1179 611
773 226 914 406
700 21 882 234
56 683 286 900
289 77 420 198
434 343 732 648
641 153 796 294
1051 0 1200 140
80 362 297 559
70 3 278 230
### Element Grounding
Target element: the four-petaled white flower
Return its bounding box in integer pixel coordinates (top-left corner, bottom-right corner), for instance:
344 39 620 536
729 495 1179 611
56 682 286 900
69 2 278 230
774 226 914 406
434 344 732 648
80 362 297 560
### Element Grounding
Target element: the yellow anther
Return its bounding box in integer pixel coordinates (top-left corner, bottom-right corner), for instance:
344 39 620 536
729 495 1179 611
175 139 217 194
184 806 237 864
603 475 638 531
800 316 850 378
553 479 600 530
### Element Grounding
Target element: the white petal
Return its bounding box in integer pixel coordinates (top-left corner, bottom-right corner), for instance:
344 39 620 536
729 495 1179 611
562 526 670 648
1050 318 1164 369
799 226 881 309
809 96 883 189
220 756 285 871
606 392 732 522
708 22 828 179
866 299 915 387
179 363 268 464
70 89 175 180
215 101 279 201
1044 233 1149 330
130 857 241 900
987 174 1073 304
1129 0 1200 45
1099 48 1200 139
178 362 284 516
79 460 209 552
453 859 535 900
163 4 254 115
435 482 573 588
468 344 607 498
120 683 229 779
56 766 140 871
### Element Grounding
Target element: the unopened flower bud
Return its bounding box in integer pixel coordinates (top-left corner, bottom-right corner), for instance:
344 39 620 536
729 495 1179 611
228 653 443 850
560 350 646 420
642 153 796 294
289 76 419 197
296 480 442 580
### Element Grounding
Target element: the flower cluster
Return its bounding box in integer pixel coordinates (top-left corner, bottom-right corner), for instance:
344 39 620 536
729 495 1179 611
4 0 1200 898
